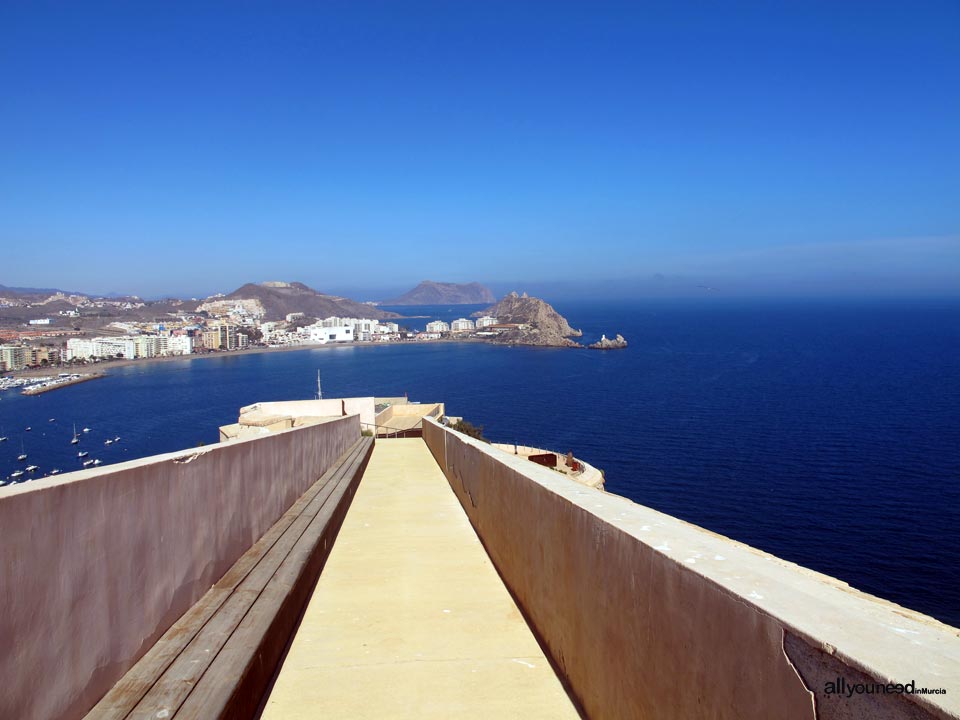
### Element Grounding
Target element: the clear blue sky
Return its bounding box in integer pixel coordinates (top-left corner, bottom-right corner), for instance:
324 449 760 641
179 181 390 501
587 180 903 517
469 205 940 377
2 1 958 299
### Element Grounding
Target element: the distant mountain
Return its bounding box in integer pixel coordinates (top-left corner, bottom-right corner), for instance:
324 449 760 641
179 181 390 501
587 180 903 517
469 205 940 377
383 281 495 306
217 281 401 321
0 284 88 300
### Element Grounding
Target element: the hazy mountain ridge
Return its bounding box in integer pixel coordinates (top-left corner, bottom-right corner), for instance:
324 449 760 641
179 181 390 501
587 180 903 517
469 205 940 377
383 281 495 306
0 280 399 325
221 281 400 321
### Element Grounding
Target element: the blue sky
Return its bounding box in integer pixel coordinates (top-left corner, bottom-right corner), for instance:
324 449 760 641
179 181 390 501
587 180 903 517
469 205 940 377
1 1 957 299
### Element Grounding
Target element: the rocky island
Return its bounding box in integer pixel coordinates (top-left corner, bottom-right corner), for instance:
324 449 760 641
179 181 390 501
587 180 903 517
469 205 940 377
588 334 628 350
473 292 583 348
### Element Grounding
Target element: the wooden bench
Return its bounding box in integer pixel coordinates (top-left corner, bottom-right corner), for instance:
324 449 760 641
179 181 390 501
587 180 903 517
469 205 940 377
85 435 375 720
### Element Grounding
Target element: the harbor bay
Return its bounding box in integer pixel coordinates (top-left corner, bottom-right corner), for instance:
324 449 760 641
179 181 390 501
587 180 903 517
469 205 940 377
2 298 958 628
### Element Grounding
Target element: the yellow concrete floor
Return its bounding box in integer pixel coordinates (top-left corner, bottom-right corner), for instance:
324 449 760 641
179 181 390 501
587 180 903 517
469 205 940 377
261 438 579 720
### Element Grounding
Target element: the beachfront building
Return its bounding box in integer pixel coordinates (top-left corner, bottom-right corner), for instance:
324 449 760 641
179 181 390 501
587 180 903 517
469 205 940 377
66 338 95 361
425 321 449 333
450 318 475 332
165 334 194 356
29 346 61 366
132 336 158 359
66 335 191 361
0 344 28 371
475 315 498 329
304 324 353 344
260 322 281 343
319 317 379 342
201 329 221 351
374 322 399 334
218 323 238 350
96 337 137 360
198 324 244 351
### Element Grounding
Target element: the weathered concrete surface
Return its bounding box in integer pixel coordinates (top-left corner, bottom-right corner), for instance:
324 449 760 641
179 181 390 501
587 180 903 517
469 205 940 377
219 415 340 442
373 401 444 434
491 442 604 490
0 416 359 720
261 439 579 720
242 397 377 429
424 418 960 720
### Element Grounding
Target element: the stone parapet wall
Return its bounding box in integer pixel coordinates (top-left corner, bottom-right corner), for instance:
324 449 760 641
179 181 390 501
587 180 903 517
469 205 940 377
0 416 359 720
423 418 959 720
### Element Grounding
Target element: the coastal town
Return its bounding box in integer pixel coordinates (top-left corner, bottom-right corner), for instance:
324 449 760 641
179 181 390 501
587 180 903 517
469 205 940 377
0 310 505 377
0 282 624 391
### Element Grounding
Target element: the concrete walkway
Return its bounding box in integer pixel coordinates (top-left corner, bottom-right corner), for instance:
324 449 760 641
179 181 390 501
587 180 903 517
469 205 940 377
261 438 579 720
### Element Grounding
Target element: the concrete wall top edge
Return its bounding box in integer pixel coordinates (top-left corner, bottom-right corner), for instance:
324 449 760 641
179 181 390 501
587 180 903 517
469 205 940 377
0 414 361 499
423 418 960 710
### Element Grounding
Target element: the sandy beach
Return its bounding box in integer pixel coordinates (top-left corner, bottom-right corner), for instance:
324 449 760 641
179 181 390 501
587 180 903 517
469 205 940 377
3 338 487 381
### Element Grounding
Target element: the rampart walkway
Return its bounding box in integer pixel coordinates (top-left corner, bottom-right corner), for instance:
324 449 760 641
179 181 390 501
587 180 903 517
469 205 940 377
261 438 579 719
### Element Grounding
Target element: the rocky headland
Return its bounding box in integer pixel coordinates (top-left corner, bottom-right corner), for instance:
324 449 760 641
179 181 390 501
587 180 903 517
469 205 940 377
588 334 628 350
474 292 583 348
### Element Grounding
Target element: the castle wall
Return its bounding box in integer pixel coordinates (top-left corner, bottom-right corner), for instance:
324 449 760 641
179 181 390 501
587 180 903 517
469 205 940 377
0 415 359 720
424 418 959 720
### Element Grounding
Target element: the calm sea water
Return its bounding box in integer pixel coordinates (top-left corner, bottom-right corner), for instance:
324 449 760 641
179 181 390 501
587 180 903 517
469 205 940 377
2 299 958 627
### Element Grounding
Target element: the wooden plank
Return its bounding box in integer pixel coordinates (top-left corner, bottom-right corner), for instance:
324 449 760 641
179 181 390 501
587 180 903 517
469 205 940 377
123 439 371 720
86 438 367 720
174 437 374 719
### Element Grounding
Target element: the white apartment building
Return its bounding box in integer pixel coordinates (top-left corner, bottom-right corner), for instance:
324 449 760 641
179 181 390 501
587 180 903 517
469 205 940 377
475 316 498 329
260 322 280 341
425 321 450 333
0 345 28 371
374 322 400 334
93 337 137 360
450 318 475 332
319 317 378 342
66 338 96 361
305 325 353 344
166 335 194 355
134 336 161 358
66 334 193 361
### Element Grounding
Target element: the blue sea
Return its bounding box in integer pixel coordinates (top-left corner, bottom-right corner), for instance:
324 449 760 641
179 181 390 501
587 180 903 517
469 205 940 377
1 299 958 627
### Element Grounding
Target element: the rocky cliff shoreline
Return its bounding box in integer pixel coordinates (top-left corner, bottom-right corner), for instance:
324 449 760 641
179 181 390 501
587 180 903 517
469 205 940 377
475 292 583 348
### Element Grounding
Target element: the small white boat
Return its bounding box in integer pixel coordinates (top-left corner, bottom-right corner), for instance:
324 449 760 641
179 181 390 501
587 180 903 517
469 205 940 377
25 426 31 431
78 451 89 458
49 418 56 422
17 453 27 461
104 439 113 445
82 459 94 467
10 470 24 479
72 424 79 444
26 465 39 472
83 427 91 433
0 436 7 442
114 436 120 442
93 459 103 466
49 469 61 475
